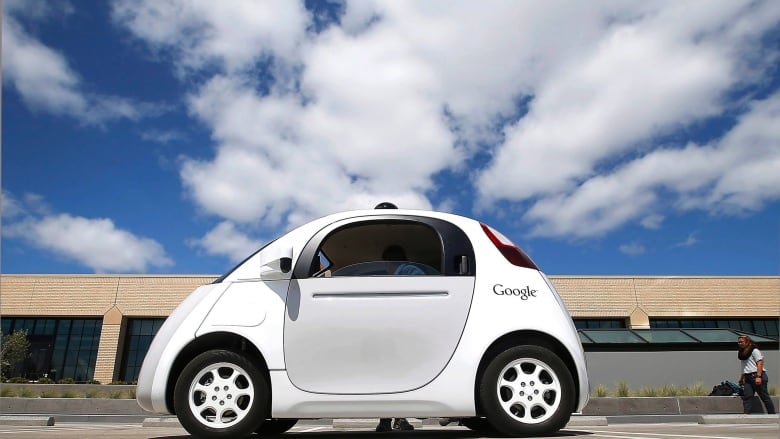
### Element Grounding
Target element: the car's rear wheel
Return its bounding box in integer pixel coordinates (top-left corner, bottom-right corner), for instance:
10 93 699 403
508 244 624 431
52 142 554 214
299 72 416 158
174 349 267 439
255 418 298 436
479 345 574 436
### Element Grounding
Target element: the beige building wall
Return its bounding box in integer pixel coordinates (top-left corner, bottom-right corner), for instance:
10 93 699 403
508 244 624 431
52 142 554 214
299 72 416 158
1 275 214 383
1 274 778 381
551 276 780 327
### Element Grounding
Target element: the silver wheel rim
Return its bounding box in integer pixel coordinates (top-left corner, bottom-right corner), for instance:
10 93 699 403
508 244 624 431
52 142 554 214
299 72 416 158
187 361 254 429
496 357 561 424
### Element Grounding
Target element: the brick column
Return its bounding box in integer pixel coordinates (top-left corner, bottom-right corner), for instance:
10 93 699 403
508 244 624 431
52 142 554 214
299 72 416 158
94 305 124 384
629 307 650 329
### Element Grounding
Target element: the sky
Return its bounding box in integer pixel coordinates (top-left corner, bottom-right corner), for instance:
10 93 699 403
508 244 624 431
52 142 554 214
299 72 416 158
2 0 779 276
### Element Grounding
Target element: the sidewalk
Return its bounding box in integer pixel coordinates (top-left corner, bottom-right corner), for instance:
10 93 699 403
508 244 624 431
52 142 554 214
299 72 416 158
2 414 776 428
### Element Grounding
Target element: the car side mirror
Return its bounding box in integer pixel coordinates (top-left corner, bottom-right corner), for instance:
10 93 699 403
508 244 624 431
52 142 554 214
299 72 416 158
260 247 293 280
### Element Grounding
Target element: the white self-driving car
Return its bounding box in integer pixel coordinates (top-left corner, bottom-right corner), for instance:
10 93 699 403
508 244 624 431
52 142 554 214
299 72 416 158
136 204 589 438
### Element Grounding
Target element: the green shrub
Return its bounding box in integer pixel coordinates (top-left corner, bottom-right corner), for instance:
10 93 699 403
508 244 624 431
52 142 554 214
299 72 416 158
61 389 78 398
40 390 60 398
0 387 18 397
592 384 609 397
109 380 127 385
18 387 36 398
637 386 659 397
58 378 75 384
613 381 631 397
660 384 679 397
8 377 28 383
681 382 707 396
128 388 136 399
84 389 103 398
769 385 778 396
37 377 55 384
86 379 101 385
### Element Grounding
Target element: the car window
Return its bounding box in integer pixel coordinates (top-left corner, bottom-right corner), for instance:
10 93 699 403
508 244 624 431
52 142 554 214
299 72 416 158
330 261 439 277
310 220 443 277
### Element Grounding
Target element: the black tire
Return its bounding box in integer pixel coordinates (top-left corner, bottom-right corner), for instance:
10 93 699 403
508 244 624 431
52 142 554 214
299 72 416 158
255 419 298 436
459 417 497 434
478 345 574 436
174 349 268 439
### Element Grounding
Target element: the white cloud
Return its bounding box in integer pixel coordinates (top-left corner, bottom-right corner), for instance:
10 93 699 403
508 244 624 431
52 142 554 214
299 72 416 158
112 1 780 239
640 214 664 230
477 3 748 204
179 72 439 226
1 191 26 219
619 242 646 256
111 0 308 74
2 17 87 116
3 193 173 273
2 4 164 125
189 221 264 263
524 91 780 238
674 232 699 248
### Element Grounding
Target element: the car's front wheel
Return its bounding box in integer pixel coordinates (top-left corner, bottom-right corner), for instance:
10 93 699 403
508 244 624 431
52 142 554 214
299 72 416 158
479 345 574 436
174 349 267 439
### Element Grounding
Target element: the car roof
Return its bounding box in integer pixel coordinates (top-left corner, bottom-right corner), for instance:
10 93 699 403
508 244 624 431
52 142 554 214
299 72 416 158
307 207 478 230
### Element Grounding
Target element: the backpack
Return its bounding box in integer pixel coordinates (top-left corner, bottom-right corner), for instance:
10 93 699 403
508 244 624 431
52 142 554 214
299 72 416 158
708 381 742 396
709 383 733 396
724 380 743 396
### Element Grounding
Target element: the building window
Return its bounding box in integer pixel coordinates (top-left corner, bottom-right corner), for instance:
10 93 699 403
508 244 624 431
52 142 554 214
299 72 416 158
121 318 165 383
574 319 626 329
651 319 779 338
1 318 102 382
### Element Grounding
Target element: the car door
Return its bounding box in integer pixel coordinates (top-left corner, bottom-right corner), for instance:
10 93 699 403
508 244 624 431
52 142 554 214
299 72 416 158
283 215 476 394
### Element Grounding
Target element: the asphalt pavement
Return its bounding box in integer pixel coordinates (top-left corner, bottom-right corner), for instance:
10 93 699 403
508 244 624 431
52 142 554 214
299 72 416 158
0 420 778 439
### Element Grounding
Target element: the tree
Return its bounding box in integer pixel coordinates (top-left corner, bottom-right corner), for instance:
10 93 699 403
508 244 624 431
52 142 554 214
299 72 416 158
1 330 30 378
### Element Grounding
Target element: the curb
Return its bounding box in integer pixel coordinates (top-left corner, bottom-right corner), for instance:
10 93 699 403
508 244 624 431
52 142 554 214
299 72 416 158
567 416 608 426
6 414 774 428
142 417 181 428
0 416 55 426
698 414 779 424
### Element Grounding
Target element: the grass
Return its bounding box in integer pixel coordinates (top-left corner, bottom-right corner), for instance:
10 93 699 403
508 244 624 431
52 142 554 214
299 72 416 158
18 387 37 398
0 387 18 397
61 389 78 398
84 389 104 398
592 384 609 397
614 381 631 397
592 382 711 397
0 384 135 399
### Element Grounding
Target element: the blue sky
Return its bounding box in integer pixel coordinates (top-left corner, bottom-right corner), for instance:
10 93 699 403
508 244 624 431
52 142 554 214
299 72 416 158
2 0 779 276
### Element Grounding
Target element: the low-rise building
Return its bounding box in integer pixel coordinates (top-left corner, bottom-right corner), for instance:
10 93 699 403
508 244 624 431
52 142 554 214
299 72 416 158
1 274 778 387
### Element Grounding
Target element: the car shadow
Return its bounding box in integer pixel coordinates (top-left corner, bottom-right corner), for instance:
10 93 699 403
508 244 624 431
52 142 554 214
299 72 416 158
151 428 594 439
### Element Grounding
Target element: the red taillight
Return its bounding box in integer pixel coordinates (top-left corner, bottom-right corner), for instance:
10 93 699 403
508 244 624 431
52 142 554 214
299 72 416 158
480 223 538 270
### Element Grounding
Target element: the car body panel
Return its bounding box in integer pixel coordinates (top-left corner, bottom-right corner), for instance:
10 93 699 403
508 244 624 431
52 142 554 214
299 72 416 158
197 279 291 370
284 276 475 394
135 282 227 413
137 207 590 420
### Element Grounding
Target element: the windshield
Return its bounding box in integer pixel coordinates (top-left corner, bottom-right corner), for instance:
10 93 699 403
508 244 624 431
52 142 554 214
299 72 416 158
212 238 277 284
